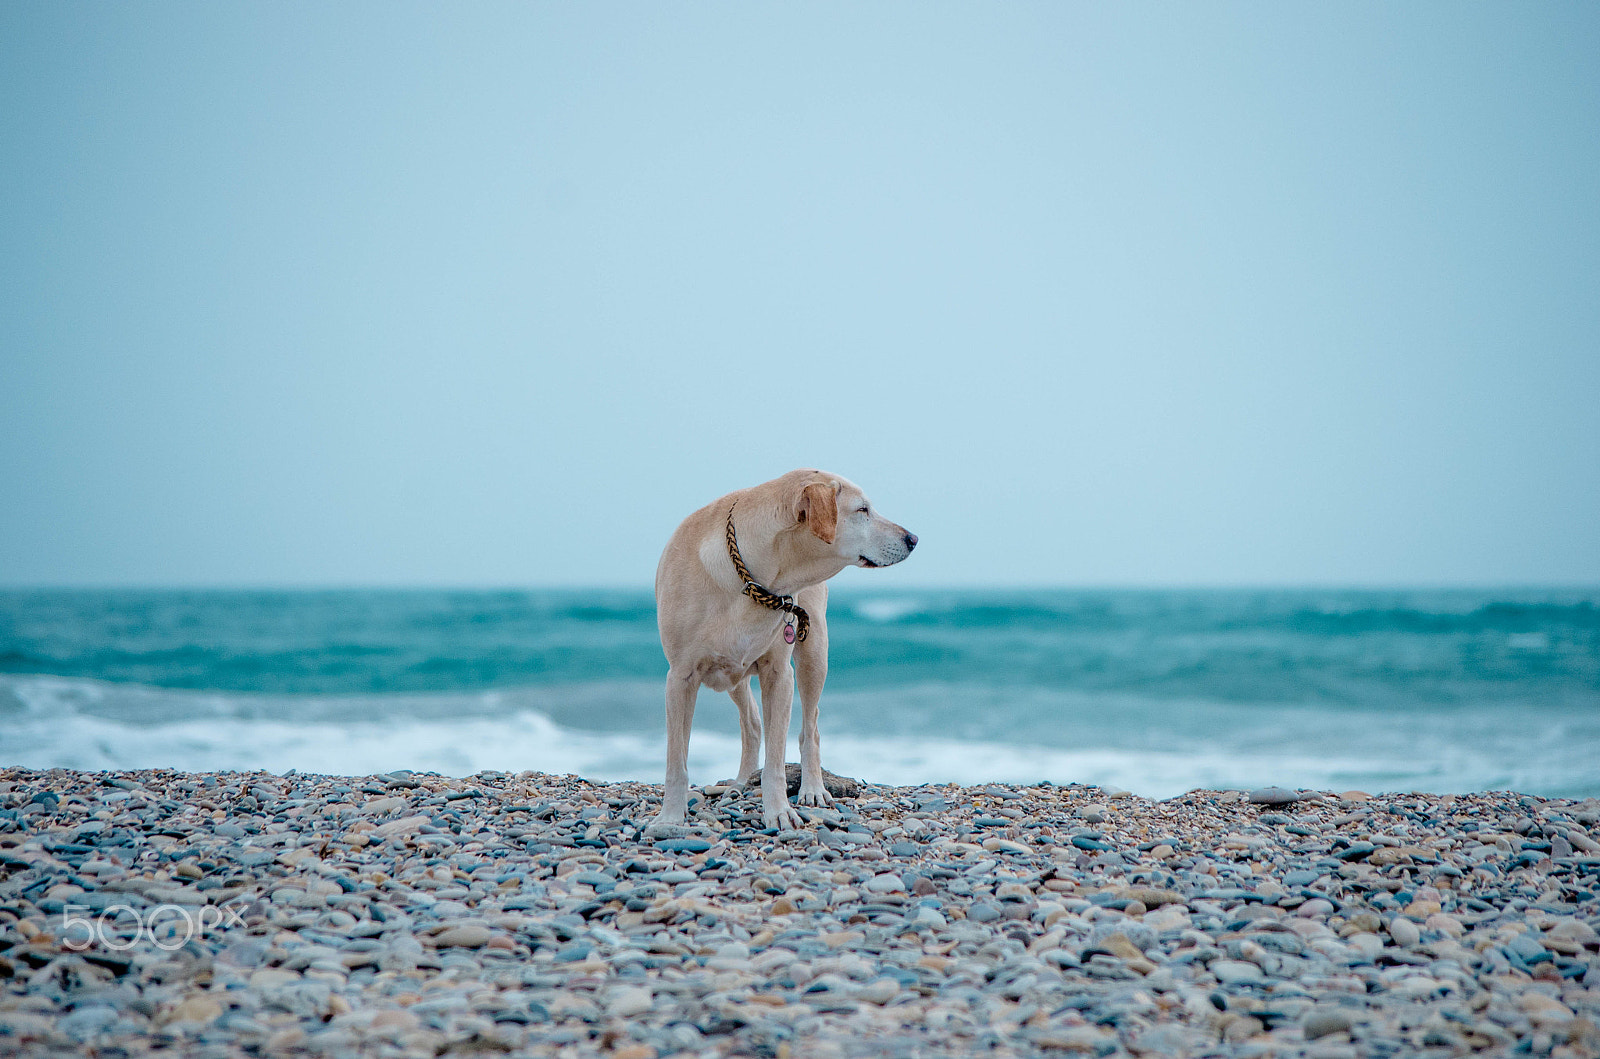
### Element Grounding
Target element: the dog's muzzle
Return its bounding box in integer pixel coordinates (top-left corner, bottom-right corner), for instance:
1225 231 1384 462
859 531 917 568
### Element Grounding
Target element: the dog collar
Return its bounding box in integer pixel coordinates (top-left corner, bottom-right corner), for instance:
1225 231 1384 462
725 504 810 644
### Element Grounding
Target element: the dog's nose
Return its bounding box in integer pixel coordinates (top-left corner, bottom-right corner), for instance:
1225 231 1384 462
904 532 918 551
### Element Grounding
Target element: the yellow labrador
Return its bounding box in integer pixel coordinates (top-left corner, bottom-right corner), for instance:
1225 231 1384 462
652 469 917 830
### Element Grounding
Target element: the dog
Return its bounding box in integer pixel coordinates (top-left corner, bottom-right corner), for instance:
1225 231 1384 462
652 469 917 831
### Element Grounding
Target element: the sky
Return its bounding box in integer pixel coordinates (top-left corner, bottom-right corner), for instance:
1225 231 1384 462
2 4 1597 588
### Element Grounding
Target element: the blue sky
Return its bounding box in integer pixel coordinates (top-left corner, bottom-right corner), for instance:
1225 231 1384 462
3 4 1597 587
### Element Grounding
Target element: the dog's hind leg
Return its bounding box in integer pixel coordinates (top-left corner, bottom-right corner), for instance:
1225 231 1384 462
792 585 833 808
729 677 761 786
651 666 700 827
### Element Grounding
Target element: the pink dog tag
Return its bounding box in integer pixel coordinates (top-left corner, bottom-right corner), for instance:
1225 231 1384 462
783 622 796 645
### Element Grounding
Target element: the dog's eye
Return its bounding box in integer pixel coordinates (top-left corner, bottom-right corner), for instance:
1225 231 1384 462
858 506 870 514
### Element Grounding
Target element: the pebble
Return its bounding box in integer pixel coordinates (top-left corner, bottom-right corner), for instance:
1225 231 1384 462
1210 959 1267 985
0 766 1596 1059
605 985 653 1017
432 923 491 947
1303 1007 1355 1039
1386 915 1420 948
858 977 901 1004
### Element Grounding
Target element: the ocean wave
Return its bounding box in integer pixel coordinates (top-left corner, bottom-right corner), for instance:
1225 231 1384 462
1277 599 1600 637
5 588 1598 699
3 673 1596 799
850 598 930 623
0 673 678 732
0 702 1572 800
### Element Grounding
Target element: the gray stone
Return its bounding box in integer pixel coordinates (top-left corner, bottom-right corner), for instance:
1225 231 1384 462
57 1005 118 1041
1209 959 1267 985
823 830 869 848
433 924 491 948
1387 916 1420 948
1505 932 1547 962
606 986 652 1017
858 978 899 1004
656 870 698 883
1303 1008 1354 1039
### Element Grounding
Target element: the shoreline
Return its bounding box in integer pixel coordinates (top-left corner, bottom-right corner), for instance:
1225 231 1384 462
1 766 1597 1057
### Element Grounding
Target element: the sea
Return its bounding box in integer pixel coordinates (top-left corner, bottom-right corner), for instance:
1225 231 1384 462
1 588 1597 800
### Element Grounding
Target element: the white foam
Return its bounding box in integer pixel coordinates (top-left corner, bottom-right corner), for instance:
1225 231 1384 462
851 598 927 623
3 673 1595 798
0 703 710 783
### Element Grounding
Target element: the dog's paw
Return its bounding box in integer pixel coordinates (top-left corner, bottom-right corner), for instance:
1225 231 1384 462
795 785 835 808
762 803 806 832
643 816 690 839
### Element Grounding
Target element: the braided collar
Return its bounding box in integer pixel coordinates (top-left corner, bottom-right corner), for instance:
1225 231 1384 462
725 504 810 644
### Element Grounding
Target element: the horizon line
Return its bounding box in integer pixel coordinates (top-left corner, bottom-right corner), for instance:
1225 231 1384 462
3 581 1598 594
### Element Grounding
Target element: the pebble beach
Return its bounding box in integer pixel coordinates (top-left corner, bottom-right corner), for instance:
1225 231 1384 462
2 766 1598 1059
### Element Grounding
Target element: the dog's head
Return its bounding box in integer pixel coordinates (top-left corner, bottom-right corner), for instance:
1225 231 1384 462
791 471 917 569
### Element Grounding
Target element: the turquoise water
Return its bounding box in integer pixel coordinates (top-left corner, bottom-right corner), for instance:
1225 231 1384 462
2 588 1597 798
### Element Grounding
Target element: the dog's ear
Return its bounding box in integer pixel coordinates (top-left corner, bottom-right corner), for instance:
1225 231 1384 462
797 481 838 544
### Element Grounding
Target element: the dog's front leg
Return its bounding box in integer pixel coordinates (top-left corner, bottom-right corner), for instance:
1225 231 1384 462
651 667 701 826
793 619 833 808
754 657 804 831
794 693 832 809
